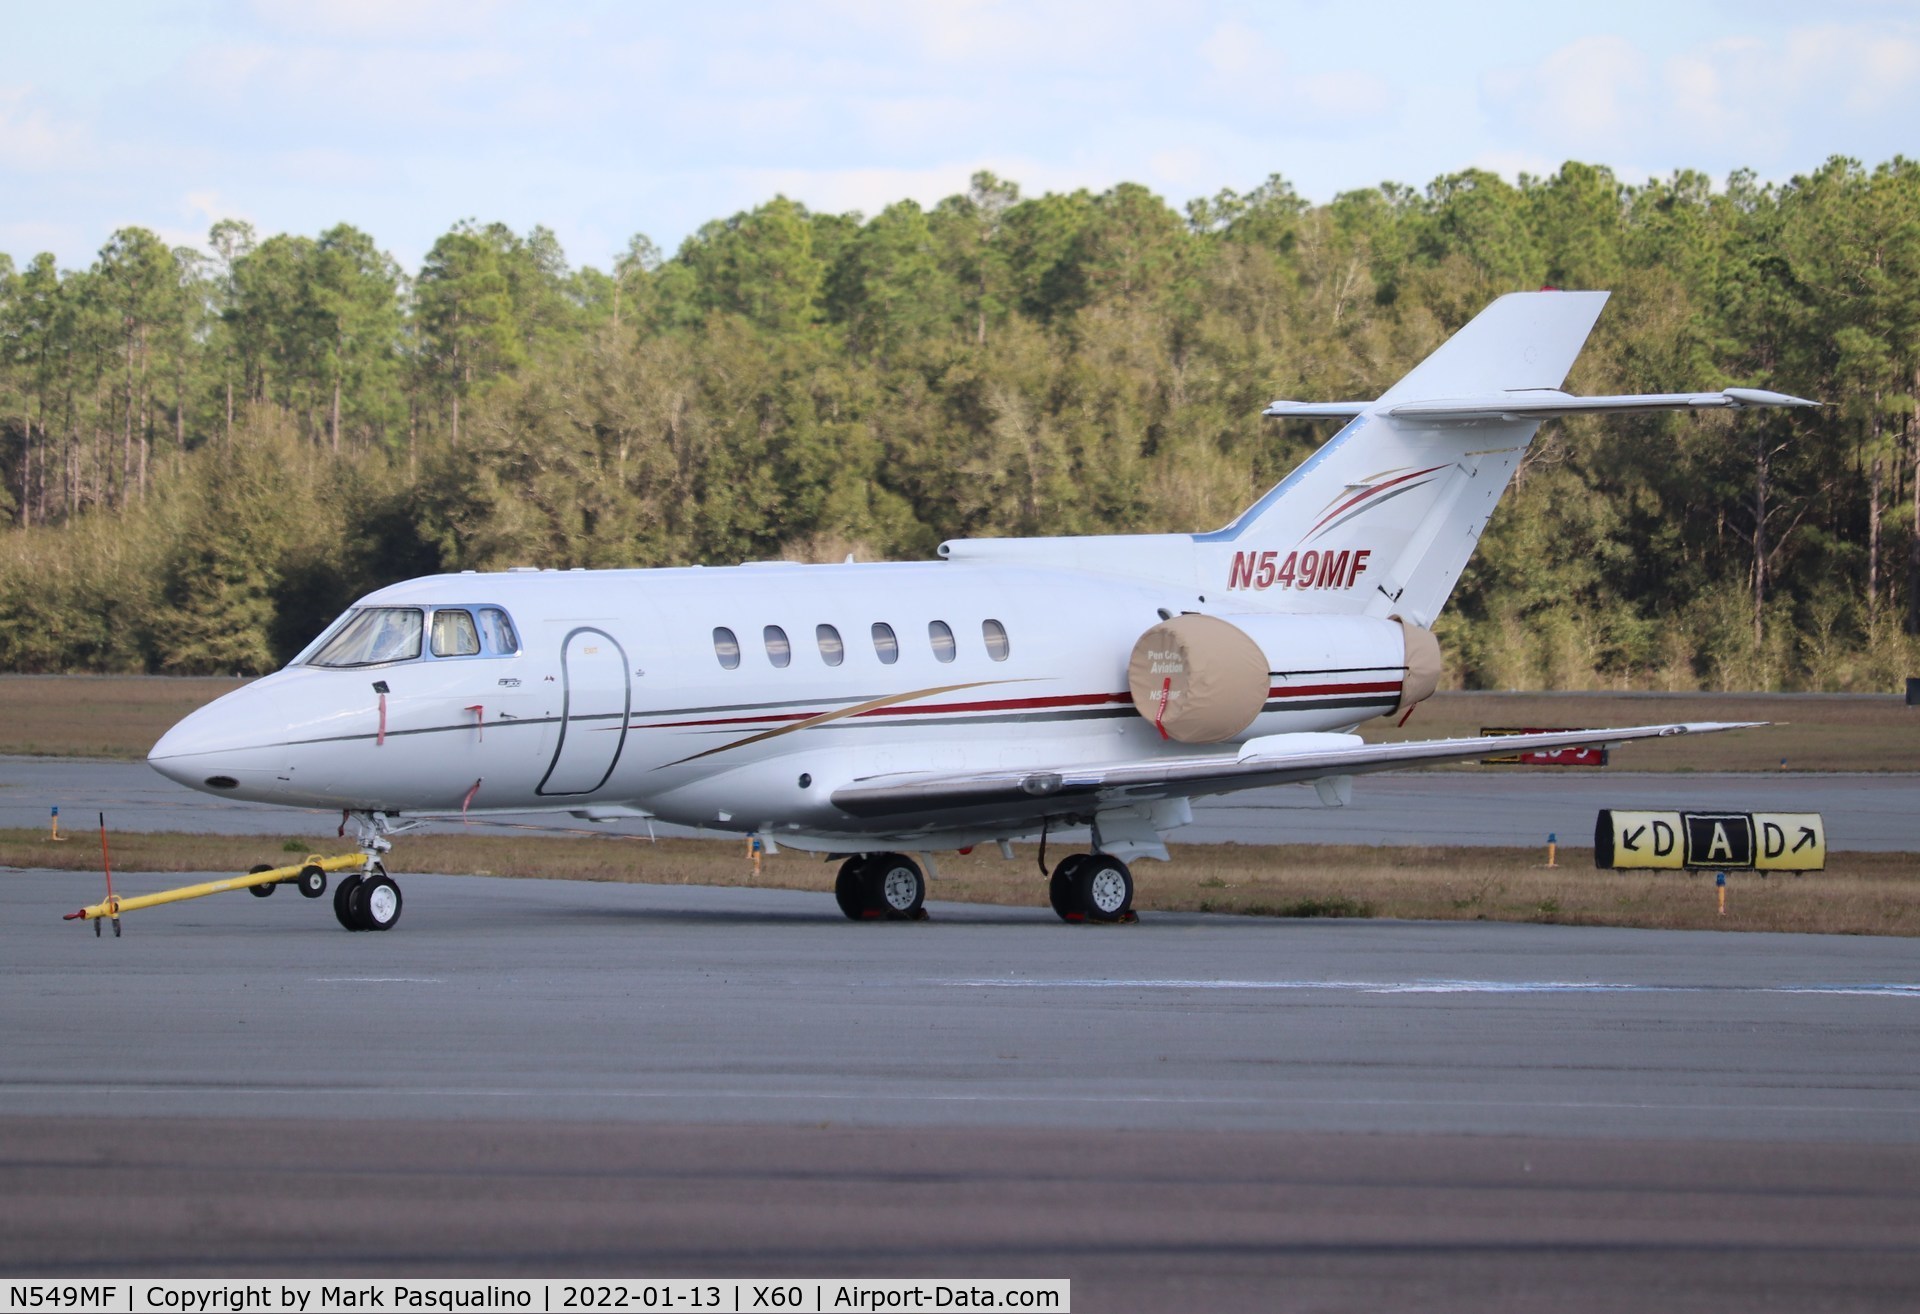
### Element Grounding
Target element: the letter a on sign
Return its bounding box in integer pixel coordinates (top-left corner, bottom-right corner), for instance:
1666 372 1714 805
1682 813 1754 868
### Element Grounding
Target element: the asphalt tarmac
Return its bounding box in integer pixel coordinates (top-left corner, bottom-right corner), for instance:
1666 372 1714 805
5 872 1920 1309
4 755 1917 849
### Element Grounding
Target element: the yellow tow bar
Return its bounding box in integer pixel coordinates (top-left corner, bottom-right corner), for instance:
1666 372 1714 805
63 853 372 924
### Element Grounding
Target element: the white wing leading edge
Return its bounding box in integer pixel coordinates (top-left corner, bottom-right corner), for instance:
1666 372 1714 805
829 721 1763 821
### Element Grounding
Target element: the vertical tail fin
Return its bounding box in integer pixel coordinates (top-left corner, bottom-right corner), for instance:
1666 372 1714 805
1198 291 1611 626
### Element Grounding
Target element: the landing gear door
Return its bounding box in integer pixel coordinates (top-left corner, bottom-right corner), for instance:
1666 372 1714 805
536 627 632 796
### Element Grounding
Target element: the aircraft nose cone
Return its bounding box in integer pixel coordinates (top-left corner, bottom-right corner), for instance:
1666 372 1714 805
146 686 286 797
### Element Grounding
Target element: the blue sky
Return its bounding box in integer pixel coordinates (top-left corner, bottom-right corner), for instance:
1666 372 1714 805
4 0 1918 274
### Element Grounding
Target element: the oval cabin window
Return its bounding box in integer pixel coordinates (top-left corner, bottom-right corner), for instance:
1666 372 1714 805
929 620 956 663
764 625 792 668
713 627 741 670
817 624 844 666
872 622 899 665
983 618 1010 661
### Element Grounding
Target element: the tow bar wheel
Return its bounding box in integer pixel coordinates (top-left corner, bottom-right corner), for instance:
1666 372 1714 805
247 863 276 897
296 864 328 898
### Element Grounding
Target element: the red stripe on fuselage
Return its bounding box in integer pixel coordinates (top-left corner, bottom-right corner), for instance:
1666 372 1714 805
1266 680 1401 698
644 680 1399 731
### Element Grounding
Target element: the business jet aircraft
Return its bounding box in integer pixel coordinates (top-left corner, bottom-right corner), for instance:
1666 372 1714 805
147 291 1807 931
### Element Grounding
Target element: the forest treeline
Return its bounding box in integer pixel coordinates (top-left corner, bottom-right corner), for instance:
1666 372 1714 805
2 158 1918 688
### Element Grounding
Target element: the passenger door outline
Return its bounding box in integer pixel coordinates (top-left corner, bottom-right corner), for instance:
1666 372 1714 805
536 627 632 796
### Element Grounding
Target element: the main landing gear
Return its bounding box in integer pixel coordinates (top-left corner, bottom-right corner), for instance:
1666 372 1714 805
834 853 929 921
1047 853 1136 924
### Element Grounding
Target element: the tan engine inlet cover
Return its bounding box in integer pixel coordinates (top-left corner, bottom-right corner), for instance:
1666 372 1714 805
1127 614 1269 743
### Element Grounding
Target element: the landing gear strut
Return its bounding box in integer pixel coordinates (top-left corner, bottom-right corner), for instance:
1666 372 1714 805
1049 853 1135 924
330 811 409 932
834 853 928 921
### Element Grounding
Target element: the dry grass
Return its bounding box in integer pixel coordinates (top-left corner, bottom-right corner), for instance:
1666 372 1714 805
2 676 1911 771
7 828 1915 937
0 675 247 758
1382 691 1918 773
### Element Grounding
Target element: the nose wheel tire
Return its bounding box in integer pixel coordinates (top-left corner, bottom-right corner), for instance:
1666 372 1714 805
332 874 364 930
350 873 403 931
247 863 276 897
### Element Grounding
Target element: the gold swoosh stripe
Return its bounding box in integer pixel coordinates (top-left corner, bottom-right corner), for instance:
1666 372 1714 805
658 680 1015 767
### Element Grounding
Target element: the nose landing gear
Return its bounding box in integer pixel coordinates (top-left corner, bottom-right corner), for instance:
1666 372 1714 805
330 811 410 931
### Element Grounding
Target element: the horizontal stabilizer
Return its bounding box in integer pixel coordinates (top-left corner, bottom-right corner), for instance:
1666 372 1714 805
1263 388 1819 422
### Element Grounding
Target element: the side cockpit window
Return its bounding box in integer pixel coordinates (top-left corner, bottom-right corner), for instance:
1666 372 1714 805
309 608 423 667
477 607 520 655
431 609 481 657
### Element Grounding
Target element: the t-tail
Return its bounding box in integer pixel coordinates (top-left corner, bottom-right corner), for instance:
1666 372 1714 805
939 290 1813 626
1197 290 1815 625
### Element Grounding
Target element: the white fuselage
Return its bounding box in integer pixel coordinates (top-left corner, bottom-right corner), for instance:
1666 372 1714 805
147 560 1407 851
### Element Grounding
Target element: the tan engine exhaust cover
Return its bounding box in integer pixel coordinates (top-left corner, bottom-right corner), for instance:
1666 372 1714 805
1127 614 1270 743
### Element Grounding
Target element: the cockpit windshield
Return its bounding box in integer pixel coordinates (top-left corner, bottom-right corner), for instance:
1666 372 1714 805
308 608 424 667
301 604 522 668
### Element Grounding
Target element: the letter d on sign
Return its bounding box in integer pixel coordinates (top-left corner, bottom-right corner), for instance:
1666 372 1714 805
1594 810 1685 869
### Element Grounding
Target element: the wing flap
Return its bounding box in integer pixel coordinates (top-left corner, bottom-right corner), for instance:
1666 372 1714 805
829 721 1763 819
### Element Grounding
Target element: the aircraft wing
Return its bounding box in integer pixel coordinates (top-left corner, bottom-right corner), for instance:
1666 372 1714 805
829 721 1762 821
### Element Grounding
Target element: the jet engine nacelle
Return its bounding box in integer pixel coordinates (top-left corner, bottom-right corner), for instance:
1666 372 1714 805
1126 612 1440 743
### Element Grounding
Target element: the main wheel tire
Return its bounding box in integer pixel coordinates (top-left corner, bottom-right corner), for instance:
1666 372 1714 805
333 874 364 931
353 874 403 931
296 864 328 898
869 854 925 918
1048 855 1089 921
1076 855 1134 922
247 862 276 897
834 858 871 920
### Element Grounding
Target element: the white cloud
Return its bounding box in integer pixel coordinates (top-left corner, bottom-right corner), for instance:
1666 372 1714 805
0 85 95 171
176 40 520 126
824 0 1141 67
0 219 81 258
1483 21 1920 168
242 0 510 42
1196 19 1396 130
1481 35 1651 156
